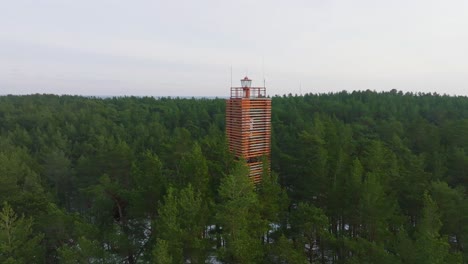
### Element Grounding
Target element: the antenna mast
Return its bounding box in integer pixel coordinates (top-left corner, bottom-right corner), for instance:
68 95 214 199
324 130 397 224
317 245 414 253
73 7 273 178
262 56 265 87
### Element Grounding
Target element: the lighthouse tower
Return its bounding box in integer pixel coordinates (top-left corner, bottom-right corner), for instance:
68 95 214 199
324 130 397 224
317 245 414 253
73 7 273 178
226 77 271 183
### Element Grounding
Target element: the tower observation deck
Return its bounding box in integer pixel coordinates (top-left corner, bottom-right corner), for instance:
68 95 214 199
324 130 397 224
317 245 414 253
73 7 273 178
226 77 271 183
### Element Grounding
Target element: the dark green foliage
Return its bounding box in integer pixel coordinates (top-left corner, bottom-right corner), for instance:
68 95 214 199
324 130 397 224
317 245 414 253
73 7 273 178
156 185 209 263
216 162 266 263
0 92 467 263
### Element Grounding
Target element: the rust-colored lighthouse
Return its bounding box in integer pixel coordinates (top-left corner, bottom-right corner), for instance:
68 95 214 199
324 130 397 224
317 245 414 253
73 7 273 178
226 76 271 183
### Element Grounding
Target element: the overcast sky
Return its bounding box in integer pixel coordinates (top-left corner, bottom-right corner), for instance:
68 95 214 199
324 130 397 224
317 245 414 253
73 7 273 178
1 0 467 96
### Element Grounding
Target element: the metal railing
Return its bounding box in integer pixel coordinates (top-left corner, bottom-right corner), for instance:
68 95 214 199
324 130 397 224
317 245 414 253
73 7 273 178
230 87 267 99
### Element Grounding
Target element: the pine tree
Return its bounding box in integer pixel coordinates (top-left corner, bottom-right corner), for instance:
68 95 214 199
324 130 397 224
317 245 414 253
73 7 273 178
412 193 462 264
216 162 266 263
0 202 44 263
156 185 208 263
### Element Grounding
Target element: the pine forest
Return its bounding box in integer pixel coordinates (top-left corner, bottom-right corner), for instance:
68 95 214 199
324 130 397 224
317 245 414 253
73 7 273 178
0 91 467 264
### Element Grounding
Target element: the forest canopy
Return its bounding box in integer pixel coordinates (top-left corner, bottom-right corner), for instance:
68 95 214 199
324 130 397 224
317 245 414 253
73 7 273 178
0 91 467 263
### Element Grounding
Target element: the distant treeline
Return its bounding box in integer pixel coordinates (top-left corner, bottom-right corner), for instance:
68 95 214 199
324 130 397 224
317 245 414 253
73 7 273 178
0 91 467 263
